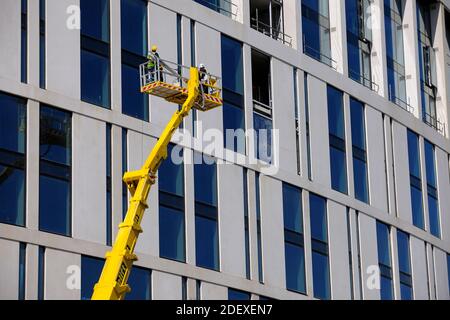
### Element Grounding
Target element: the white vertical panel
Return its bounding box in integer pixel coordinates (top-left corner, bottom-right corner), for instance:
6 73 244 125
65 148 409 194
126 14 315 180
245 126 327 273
435 148 450 242
152 271 182 300
45 248 81 300
0 239 19 299
149 3 178 128
259 175 285 289
218 163 246 278
127 131 158 256
201 282 228 300
308 77 330 187
392 121 412 223
366 106 388 213
327 201 351 299
272 58 297 174
410 236 429 300
433 247 450 300
358 213 380 300
0 0 20 82
195 23 223 135
46 0 80 99
72 115 106 245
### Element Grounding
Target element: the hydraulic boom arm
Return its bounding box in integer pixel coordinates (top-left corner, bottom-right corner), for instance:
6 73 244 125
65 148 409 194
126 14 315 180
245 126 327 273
91 68 200 300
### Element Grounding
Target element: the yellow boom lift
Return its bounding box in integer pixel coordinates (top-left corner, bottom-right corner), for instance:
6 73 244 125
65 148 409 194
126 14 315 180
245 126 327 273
91 53 222 300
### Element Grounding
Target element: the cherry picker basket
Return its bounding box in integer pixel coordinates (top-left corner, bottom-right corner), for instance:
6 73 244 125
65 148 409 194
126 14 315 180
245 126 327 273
139 53 223 111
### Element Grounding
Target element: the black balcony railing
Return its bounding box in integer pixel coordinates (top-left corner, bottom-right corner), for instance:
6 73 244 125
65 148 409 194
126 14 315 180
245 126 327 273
423 112 445 136
250 17 292 47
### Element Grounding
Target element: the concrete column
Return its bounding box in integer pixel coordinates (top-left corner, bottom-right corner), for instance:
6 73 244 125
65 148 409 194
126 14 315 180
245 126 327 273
329 0 348 74
402 0 422 119
184 148 196 266
110 0 122 113
28 0 40 87
344 93 355 198
26 100 39 230
371 0 389 98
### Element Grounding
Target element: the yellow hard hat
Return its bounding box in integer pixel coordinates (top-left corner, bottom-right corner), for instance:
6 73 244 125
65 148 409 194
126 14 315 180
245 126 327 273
151 45 158 52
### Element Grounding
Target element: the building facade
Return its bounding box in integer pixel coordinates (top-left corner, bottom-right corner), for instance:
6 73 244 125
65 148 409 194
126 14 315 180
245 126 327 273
0 0 450 300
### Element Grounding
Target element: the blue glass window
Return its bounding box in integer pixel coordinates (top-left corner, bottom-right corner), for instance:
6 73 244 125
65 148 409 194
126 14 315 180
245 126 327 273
194 155 219 271
80 0 110 109
407 130 424 230
397 230 413 299
80 0 109 42
327 86 347 194
254 113 273 164
19 242 26 300
310 193 330 299
424 140 440 237
222 37 246 153
121 0 147 56
159 144 185 262
302 0 332 66
283 183 305 294
228 288 250 300
385 0 408 108
38 246 45 300
447 254 450 295
121 0 148 121
0 93 26 226
39 0 46 89
21 0 27 84
346 0 373 89
81 256 151 300
350 98 369 203
39 106 71 236
376 221 393 300
417 1 437 128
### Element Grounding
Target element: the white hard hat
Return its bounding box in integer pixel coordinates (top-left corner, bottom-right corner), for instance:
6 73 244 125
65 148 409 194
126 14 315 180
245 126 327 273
199 63 205 69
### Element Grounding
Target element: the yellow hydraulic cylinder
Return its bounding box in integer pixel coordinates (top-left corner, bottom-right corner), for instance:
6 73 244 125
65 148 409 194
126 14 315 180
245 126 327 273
91 68 201 300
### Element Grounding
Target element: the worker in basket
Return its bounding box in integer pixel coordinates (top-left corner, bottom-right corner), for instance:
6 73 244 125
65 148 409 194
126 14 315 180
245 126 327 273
199 63 210 94
147 45 164 82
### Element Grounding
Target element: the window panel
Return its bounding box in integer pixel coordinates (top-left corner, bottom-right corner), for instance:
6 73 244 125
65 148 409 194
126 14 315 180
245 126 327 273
380 276 393 300
81 256 103 300
195 215 219 270
310 194 327 243
39 106 71 165
397 230 411 274
221 36 244 95
285 242 306 293
80 0 110 42
0 93 26 154
353 157 368 203
122 63 148 121
282 183 303 233
411 186 424 229
228 288 250 300
330 146 348 194
39 175 71 236
81 50 111 108
312 251 330 300
350 98 366 150
121 0 148 56
194 156 217 206
159 205 185 262
158 144 184 196
327 86 345 139
0 166 25 226
254 113 273 163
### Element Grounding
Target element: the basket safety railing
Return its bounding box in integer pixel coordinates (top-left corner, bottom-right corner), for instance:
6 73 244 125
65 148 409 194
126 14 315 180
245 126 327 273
139 53 222 110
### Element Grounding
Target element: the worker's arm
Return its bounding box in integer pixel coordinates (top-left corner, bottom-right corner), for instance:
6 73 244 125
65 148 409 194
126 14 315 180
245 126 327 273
91 68 200 300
